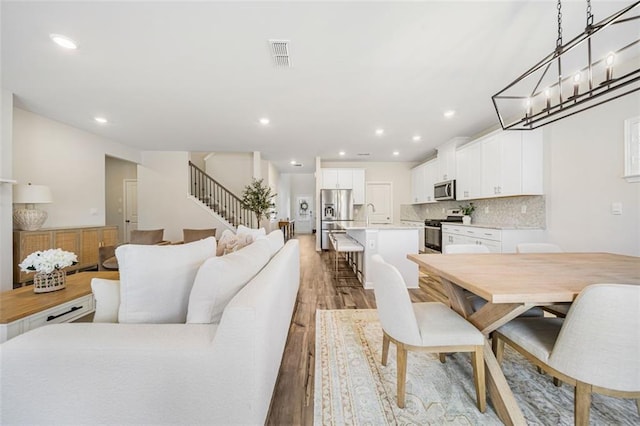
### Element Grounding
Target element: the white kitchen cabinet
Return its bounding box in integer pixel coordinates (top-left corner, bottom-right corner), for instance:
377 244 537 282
410 163 426 204
321 168 365 203
410 159 437 204
436 142 457 182
352 169 365 204
456 128 543 200
441 224 544 253
456 140 482 200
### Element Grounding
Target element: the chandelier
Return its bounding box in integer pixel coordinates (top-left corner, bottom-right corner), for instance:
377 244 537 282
492 0 640 131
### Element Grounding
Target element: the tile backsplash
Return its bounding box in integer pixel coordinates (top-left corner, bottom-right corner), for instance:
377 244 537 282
401 195 546 228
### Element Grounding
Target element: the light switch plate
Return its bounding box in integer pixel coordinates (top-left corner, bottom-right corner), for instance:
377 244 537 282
611 202 622 215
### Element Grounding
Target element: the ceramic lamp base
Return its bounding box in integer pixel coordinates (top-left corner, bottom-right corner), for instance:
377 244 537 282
13 208 48 231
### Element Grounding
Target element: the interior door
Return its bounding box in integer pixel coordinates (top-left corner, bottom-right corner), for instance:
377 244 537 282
123 179 138 243
365 182 392 224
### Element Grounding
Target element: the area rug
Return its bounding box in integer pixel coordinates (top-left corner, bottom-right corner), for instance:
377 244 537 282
314 309 638 425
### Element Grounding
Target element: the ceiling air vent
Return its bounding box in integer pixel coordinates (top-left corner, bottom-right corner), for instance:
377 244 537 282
357 153 371 157
292 163 303 167
269 39 291 68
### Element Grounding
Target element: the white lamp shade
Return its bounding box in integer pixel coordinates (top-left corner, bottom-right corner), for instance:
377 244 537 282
13 184 53 204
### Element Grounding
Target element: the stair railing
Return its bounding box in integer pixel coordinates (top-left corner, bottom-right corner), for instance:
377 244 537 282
188 162 255 228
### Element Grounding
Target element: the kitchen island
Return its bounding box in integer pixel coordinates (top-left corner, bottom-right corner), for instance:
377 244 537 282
336 222 420 288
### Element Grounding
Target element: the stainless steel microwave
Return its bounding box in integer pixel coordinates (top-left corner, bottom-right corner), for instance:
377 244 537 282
434 180 456 201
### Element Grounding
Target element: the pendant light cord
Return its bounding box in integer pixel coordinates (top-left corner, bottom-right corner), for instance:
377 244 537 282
556 0 563 49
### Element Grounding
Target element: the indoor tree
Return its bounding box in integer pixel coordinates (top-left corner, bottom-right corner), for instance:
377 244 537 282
241 178 276 227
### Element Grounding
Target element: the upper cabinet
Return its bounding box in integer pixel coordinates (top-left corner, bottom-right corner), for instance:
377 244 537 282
321 168 366 204
410 158 438 204
435 138 467 182
457 128 543 200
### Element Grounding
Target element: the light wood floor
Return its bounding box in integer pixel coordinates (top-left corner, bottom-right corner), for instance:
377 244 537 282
266 234 433 425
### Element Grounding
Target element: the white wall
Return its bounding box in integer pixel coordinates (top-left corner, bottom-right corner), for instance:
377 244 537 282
545 94 640 256
12 108 141 228
138 151 233 242
204 152 253 197
321 161 414 223
277 173 291 220
0 91 14 291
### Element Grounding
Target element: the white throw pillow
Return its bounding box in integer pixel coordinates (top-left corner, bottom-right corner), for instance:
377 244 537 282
187 238 271 324
91 278 120 323
237 224 266 239
117 237 216 324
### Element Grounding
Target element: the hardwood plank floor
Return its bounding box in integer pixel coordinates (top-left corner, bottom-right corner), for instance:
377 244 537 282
266 234 433 425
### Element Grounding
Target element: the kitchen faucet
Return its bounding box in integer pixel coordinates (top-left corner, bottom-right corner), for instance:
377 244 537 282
365 203 376 226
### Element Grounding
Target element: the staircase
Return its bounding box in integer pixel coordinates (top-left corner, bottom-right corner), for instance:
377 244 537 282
188 162 256 228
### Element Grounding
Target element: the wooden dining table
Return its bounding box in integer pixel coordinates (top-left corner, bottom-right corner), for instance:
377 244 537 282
407 252 640 426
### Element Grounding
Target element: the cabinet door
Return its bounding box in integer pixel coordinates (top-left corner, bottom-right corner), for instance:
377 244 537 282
54 230 81 271
499 132 523 196
456 141 482 200
481 135 501 197
410 164 426 204
80 229 100 268
351 169 365 204
102 227 119 246
322 169 338 189
423 159 438 202
437 143 457 181
337 169 353 189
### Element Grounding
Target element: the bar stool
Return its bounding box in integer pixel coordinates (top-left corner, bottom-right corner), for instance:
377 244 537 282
329 232 364 281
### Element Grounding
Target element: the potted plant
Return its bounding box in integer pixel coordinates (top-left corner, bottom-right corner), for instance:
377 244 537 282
241 178 277 228
459 202 475 225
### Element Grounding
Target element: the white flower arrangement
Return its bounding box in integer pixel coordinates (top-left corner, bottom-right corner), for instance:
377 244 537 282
19 248 78 274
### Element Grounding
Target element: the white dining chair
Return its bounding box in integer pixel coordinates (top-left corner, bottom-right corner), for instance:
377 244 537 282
516 242 569 318
443 244 543 317
370 254 486 412
493 283 640 425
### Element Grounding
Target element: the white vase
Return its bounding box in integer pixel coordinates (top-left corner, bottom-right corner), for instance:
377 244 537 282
462 215 471 225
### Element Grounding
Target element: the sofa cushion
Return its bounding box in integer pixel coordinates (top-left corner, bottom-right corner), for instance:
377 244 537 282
91 278 120 323
117 237 216 324
187 238 271 324
261 229 285 257
237 224 266 239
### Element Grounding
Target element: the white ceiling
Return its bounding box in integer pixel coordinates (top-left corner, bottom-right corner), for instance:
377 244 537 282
1 0 631 173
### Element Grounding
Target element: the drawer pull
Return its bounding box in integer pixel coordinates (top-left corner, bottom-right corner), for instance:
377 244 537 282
47 306 82 322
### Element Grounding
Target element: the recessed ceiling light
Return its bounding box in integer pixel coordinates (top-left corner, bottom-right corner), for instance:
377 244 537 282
412 135 421 142
339 151 346 156
50 34 77 50
375 128 384 136
393 151 400 156
290 160 296 165
444 110 456 118
259 118 270 125
94 116 108 124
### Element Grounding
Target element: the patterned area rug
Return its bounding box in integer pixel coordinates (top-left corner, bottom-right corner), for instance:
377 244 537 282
314 309 639 425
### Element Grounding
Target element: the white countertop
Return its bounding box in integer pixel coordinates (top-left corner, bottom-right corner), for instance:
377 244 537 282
338 222 420 230
440 221 544 230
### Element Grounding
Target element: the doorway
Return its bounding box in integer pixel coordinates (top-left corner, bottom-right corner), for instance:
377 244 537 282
105 156 138 244
365 182 393 224
123 179 138 242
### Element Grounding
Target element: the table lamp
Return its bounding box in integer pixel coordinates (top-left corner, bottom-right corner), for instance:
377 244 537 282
13 183 53 231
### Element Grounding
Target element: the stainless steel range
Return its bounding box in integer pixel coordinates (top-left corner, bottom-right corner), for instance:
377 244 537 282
424 209 464 253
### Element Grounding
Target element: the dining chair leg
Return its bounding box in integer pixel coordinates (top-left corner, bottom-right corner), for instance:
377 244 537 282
492 335 505 364
439 353 446 363
396 344 408 408
636 398 640 416
575 381 592 426
553 377 561 387
471 346 486 413
381 333 390 366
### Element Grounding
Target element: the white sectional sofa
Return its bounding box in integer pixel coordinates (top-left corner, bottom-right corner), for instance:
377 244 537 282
0 234 300 425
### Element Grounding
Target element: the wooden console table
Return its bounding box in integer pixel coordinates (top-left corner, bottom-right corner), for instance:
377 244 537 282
278 219 295 240
0 271 119 343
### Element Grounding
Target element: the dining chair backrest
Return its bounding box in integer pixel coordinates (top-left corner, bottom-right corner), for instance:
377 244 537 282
516 243 563 253
443 244 490 254
549 283 640 392
370 255 422 346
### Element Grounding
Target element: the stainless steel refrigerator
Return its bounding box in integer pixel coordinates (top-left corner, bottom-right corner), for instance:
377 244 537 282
320 189 354 250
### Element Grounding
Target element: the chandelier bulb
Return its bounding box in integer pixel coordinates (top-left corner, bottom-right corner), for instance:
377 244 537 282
605 52 615 82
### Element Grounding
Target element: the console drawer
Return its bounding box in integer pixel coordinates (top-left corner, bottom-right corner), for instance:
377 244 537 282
25 295 94 332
